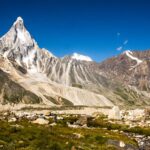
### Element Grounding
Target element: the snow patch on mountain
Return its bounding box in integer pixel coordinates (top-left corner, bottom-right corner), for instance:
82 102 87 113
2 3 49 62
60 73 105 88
71 53 93 61
17 29 26 43
13 16 23 25
124 50 143 70
41 48 56 58
13 17 23 26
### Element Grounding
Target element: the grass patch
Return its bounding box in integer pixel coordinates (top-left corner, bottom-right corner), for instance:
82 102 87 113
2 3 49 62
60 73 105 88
72 83 83 89
0 118 138 150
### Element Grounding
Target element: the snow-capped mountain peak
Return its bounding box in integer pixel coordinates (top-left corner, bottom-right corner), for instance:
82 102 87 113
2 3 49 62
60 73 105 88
0 16 34 46
123 50 142 63
1 17 150 107
123 50 132 54
71 52 93 61
0 17 56 75
123 50 143 70
13 16 24 25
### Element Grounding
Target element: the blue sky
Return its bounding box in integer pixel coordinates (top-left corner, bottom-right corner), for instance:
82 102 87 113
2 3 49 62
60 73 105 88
0 0 150 62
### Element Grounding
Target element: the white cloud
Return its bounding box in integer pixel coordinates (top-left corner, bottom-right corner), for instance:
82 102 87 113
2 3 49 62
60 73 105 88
123 40 128 45
116 39 128 51
116 46 123 51
115 32 128 51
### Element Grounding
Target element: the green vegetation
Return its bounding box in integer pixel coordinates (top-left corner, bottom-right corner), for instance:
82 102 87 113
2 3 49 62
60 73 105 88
72 83 82 89
56 115 79 126
115 88 134 103
113 87 146 106
124 126 150 136
0 117 138 150
87 115 150 137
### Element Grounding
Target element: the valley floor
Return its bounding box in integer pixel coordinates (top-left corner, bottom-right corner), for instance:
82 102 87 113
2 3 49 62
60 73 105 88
0 107 150 150
0 105 150 150
0 119 138 150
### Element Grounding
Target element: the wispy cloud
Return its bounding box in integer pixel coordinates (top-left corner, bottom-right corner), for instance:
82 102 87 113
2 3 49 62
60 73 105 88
116 46 123 51
116 36 128 51
123 40 128 45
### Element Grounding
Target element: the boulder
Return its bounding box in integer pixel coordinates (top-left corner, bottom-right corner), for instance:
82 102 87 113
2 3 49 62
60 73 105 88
32 118 49 125
8 117 17 122
108 106 121 120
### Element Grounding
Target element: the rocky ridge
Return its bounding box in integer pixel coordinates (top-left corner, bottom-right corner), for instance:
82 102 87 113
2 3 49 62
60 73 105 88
0 17 150 107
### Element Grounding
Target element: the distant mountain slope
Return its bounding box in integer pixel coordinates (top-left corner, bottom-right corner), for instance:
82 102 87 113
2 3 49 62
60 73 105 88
0 17 149 107
99 50 150 91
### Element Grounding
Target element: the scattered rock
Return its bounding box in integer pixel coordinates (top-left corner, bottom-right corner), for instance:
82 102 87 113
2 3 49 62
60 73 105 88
107 139 137 150
120 141 125 147
75 115 90 126
49 122 56 126
18 140 24 144
67 122 80 128
32 118 49 125
8 117 17 122
10 124 24 128
71 146 76 150
73 133 83 138
109 106 121 120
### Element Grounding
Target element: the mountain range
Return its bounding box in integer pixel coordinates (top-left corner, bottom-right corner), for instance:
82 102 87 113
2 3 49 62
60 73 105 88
0 17 150 107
